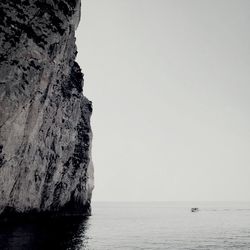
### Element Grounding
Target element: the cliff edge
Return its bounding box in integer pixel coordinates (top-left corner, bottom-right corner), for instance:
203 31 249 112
0 0 94 217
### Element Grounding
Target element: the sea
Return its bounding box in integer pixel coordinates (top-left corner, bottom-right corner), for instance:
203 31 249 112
0 202 250 249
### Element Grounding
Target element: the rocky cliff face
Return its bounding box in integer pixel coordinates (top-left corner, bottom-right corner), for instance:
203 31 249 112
0 0 94 216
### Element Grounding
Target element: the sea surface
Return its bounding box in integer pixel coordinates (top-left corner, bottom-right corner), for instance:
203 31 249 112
1 202 250 249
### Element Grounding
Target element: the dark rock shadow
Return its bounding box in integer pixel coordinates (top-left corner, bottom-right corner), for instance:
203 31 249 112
0 216 89 250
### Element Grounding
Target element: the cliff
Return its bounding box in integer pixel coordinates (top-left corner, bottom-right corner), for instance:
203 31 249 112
0 0 94 217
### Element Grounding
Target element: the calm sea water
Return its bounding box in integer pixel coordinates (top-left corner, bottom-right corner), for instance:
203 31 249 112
1 202 250 249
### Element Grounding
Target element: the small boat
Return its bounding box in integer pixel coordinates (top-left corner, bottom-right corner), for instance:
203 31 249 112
191 207 199 212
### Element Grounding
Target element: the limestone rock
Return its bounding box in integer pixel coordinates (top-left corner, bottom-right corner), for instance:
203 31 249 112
0 0 94 216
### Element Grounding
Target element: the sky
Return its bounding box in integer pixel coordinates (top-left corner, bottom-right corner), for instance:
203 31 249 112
76 0 250 202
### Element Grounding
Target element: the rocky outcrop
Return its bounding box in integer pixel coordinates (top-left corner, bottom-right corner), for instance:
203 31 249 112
0 0 94 217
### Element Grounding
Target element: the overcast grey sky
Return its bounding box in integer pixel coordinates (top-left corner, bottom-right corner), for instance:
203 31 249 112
76 0 250 201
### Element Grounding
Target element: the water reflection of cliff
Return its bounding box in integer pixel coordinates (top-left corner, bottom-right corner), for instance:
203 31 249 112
0 217 89 250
